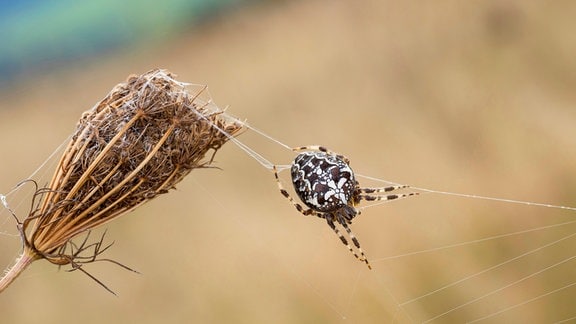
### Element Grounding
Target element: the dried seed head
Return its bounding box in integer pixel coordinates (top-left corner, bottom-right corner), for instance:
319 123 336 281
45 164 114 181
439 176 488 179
21 69 242 266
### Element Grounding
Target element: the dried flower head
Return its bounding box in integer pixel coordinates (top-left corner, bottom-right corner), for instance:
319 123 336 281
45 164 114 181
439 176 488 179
0 69 242 293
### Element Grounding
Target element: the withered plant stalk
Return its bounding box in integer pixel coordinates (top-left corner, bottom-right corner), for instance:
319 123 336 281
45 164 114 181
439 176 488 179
0 69 242 293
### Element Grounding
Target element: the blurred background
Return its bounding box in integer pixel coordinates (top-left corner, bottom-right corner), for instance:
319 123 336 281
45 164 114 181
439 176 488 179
1 0 576 323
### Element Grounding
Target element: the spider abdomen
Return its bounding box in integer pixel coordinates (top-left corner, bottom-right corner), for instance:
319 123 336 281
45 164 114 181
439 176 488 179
291 151 356 212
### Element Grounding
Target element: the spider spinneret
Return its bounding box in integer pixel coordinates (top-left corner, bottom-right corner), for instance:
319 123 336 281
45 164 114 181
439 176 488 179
273 146 418 269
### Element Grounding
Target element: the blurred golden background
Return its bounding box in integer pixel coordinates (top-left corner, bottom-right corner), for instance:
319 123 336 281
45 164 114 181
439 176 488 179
1 1 576 323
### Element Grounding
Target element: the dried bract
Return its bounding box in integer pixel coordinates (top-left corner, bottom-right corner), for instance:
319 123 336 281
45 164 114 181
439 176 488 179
0 69 242 292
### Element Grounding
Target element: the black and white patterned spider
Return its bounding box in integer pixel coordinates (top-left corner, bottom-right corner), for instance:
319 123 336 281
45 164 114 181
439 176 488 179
273 146 418 269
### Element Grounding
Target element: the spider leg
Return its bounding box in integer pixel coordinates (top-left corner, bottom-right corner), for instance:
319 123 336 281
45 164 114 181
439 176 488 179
291 145 350 164
357 184 410 194
273 165 321 217
357 185 419 203
326 217 372 269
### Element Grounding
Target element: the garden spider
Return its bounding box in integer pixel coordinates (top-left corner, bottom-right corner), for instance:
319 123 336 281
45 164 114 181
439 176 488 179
273 146 418 269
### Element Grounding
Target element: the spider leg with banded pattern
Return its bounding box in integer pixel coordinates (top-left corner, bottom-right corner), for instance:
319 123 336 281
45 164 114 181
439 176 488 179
273 164 372 267
273 165 323 217
291 145 350 164
354 185 419 205
327 214 372 269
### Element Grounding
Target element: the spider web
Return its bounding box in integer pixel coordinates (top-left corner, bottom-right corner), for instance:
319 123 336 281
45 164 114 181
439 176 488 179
186 100 576 323
2 86 576 323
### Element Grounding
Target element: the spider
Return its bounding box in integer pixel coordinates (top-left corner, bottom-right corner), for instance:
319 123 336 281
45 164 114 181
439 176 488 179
273 146 418 269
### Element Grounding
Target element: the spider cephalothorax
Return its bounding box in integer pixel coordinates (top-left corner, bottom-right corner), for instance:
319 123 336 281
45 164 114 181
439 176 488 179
274 146 418 269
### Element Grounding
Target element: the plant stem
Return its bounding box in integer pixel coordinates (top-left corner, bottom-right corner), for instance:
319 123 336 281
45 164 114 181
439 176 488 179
0 248 38 293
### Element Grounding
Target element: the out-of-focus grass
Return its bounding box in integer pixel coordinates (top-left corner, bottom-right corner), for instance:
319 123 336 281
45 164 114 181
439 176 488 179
1 0 575 323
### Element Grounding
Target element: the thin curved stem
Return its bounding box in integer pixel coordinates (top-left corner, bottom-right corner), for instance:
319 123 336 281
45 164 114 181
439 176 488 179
0 248 39 293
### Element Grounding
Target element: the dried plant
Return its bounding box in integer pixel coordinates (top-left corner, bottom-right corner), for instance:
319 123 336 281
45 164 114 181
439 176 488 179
0 69 242 294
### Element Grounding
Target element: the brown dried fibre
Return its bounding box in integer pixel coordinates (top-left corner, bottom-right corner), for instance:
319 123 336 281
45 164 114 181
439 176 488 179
0 69 243 293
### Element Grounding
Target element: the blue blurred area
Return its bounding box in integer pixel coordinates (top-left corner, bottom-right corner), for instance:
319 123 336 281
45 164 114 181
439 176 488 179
0 0 244 82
